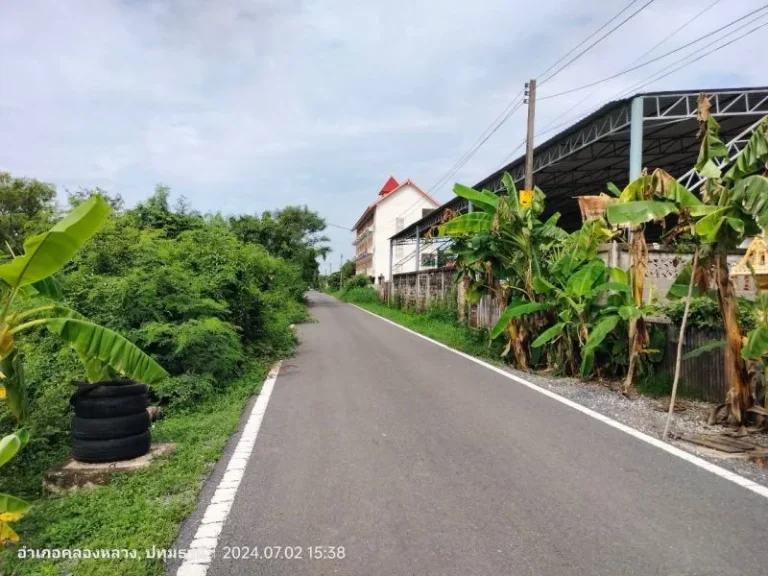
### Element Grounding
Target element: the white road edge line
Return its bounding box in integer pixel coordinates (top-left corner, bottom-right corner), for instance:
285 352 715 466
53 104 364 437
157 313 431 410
351 304 768 501
176 361 282 576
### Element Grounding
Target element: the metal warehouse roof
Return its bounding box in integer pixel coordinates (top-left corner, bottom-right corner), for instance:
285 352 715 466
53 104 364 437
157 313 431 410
392 86 768 243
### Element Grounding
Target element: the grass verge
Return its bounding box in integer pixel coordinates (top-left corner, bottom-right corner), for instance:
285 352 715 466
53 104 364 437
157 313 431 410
344 300 504 361
1 360 273 576
346 294 707 403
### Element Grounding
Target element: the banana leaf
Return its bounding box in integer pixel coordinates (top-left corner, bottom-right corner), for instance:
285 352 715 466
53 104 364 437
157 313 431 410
0 196 109 289
607 200 677 226
43 317 168 384
580 314 622 377
489 302 548 340
732 175 768 231
437 212 493 237
531 322 565 348
566 260 605 297
0 433 23 468
0 352 27 424
452 183 499 214
725 117 768 181
743 326 768 360
683 339 726 361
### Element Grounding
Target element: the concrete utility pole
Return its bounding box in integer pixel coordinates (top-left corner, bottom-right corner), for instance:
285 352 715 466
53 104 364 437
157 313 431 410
339 254 344 290
524 79 537 192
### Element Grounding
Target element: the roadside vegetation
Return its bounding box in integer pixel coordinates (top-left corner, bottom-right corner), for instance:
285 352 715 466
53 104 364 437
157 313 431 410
338 101 768 431
334 275 503 361
0 174 325 574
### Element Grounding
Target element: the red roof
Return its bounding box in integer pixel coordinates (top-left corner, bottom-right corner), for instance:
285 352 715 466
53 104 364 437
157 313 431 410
379 176 399 196
352 178 439 231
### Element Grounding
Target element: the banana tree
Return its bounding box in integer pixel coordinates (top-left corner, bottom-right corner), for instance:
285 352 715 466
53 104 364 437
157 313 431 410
609 99 768 424
690 111 768 425
0 429 29 544
438 174 567 368
0 195 168 543
605 170 706 394
742 289 768 415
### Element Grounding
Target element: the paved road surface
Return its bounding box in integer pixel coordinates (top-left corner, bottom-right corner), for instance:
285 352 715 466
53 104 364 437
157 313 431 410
205 292 768 575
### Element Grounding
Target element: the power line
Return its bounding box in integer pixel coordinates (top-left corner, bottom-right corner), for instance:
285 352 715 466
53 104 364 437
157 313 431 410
537 0 641 83
539 0 658 85
429 97 525 193
533 0 725 147
622 18 768 93
495 9 767 175
325 222 352 231
631 0 725 65
424 0 660 200
539 2 768 100
428 91 525 194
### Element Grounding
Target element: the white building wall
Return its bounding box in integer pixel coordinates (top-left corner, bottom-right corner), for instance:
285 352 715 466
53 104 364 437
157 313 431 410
373 184 437 281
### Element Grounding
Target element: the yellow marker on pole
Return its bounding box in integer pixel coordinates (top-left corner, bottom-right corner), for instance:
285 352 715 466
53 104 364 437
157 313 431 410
519 190 533 208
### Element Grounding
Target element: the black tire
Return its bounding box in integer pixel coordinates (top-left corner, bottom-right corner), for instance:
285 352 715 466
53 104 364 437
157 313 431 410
71 411 150 441
73 394 148 419
72 431 151 463
74 381 148 399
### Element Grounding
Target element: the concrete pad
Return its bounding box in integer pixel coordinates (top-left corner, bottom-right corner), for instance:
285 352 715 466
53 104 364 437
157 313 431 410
43 443 176 494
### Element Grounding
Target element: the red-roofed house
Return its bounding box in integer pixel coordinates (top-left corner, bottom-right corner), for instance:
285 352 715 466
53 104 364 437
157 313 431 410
352 177 439 281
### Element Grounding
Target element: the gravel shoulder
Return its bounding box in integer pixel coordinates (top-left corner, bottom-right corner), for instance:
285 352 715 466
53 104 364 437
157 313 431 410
507 367 768 489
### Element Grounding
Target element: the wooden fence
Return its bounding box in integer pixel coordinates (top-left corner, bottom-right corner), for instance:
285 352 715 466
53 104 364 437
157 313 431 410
650 319 727 403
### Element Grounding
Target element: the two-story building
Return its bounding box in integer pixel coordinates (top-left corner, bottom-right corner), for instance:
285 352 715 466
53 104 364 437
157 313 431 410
352 176 439 282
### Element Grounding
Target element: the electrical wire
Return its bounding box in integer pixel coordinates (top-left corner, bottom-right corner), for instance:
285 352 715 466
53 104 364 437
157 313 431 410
536 0 641 83
495 0 758 175
420 0 656 201
538 2 768 100
533 0 725 146
539 0 658 85
429 97 525 193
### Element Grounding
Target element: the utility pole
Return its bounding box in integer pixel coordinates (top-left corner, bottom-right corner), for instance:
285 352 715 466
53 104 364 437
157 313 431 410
339 254 343 290
524 78 537 192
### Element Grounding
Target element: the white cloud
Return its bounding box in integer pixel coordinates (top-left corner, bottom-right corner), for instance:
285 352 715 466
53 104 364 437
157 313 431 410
0 0 765 258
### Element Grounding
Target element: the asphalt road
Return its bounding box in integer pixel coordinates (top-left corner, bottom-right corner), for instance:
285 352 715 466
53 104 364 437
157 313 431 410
206 292 768 576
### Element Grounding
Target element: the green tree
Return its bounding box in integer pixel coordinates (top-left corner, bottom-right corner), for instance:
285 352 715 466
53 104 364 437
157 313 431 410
230 206 330 286
608 97 768 424
0 173 56 254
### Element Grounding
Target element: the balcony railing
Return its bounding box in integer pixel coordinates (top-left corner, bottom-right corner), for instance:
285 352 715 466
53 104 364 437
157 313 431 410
353 228 374 246
355 250 373 262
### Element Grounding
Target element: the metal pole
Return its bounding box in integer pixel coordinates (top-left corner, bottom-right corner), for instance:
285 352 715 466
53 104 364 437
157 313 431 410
625 95 645 268
524 79 537 192
415 226 421 272
388 240 394 300
629 96 644 180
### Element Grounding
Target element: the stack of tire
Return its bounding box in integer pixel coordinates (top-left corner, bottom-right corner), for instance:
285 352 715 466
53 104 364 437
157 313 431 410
70 380 151 463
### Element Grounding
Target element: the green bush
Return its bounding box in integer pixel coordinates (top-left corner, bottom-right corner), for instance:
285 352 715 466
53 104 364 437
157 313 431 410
425 299 457 323
340 287 380 304
137 318 244 382
344 274 372 289
0 184 316 503
151 373 216 410
660 296 756 334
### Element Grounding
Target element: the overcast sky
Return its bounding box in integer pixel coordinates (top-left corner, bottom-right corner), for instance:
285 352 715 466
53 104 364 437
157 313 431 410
0 0 765 264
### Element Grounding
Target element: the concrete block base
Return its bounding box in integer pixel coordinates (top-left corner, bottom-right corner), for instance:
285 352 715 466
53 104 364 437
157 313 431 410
43 443 176 495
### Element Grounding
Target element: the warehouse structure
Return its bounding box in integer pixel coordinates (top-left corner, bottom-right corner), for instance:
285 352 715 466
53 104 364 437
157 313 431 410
389 87 768 277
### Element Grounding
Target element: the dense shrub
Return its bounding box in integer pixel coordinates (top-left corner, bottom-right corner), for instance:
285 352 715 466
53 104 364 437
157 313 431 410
0 185 318 495
660 297 756 333
344 274 372 289
340 287 380 304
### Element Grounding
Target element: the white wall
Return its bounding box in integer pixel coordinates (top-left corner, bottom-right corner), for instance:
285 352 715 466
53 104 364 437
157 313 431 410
373 183 437 281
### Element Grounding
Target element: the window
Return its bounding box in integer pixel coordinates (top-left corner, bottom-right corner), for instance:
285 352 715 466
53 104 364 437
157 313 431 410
421 253 437 267
395 217 404 232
